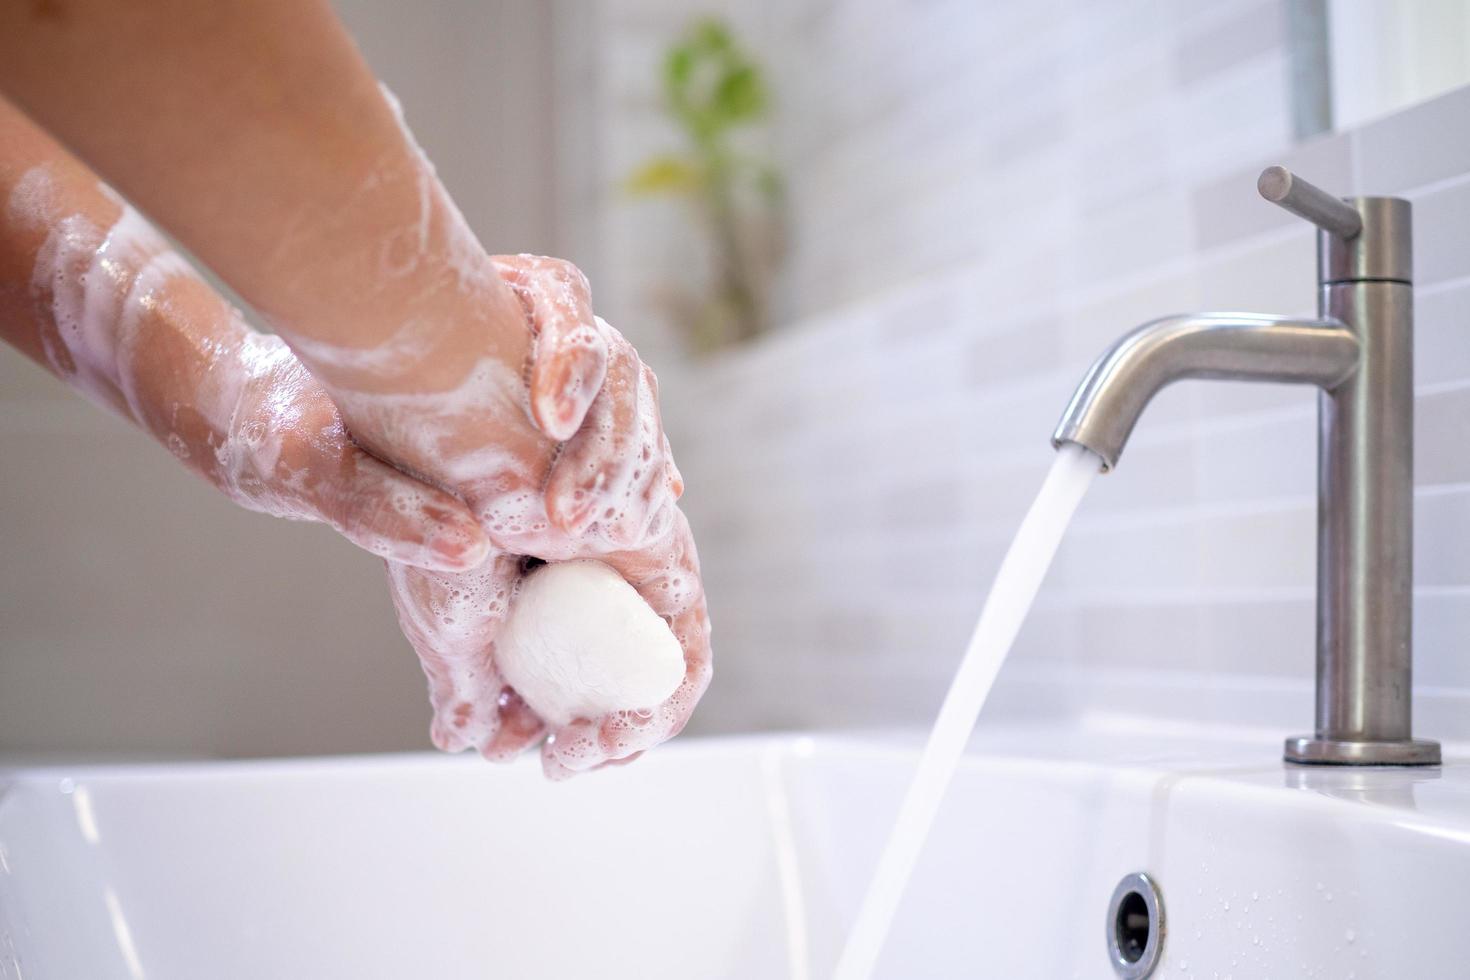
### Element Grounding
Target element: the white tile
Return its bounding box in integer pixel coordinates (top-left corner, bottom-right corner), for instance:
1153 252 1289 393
1410 176 1470 286
1357 83 1470 194
1414 592 1470 688
1415 489 1470 587
1415 385 1470 485
1416 279 1470 386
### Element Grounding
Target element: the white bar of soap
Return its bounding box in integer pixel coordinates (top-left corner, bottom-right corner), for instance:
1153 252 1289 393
497 559 685 727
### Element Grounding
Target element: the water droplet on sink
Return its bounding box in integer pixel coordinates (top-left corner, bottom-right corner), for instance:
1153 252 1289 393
1223 901 1231 911
1251 891 1259 901
1345 929 1356 943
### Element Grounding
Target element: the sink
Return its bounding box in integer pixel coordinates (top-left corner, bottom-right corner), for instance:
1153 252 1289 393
2 728 1468 978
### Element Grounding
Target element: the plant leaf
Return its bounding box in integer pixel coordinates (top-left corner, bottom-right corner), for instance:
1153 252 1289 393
625 155 704 196
692 18 733 55
664 43 695 101
714 65 767 122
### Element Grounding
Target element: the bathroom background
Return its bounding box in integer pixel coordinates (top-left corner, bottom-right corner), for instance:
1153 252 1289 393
3 0 1469 758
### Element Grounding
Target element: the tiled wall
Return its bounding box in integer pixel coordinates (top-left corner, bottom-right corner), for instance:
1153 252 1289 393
580 3 1470 740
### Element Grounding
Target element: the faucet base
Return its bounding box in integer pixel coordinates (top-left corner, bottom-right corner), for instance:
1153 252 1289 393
1284 735 1441 766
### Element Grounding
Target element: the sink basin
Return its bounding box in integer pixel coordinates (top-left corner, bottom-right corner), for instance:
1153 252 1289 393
2 727 1468 978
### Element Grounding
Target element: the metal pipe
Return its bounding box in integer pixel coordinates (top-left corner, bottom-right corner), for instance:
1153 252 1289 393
1308 281 1415 746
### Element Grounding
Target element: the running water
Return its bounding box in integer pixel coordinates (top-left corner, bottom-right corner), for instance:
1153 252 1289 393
834 444 1100 979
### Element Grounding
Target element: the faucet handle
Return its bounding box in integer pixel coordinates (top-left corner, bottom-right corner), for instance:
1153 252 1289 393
1258 165 1363 239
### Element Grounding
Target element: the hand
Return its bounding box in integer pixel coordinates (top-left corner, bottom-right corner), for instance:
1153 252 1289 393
386 255 711 778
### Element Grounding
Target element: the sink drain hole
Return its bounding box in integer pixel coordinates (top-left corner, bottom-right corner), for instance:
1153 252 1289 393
1106 872 1164 979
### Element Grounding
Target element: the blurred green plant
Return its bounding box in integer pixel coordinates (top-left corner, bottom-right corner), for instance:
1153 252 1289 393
625 18 785 353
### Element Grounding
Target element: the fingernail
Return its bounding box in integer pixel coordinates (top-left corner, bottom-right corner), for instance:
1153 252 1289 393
432 529 490 569
534 394 581 442
534 385 595 443
533 346 605 441
422 510 491 570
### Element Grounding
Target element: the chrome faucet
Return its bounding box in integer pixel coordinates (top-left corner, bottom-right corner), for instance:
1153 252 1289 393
1054 166 1439 766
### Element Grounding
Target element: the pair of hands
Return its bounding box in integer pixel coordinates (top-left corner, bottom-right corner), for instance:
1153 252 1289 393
202 250 711 780
0 87 709 778
0 0 712 774
383 256 712 779
239 251 711 777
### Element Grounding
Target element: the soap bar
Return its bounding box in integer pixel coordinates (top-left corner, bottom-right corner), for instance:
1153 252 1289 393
497 559 685 727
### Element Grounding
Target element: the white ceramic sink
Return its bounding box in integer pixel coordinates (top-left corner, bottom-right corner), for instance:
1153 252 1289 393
2 727 1468 979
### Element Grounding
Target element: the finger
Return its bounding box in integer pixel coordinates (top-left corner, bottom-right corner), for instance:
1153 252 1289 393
491 255 608 442
601 363 679 548
539 717 607 777
531 322 606 443
479 684 546 762
325 449 490 572
544 330 657 539
543 334 636 535
386 555 526 754
238 364 493 573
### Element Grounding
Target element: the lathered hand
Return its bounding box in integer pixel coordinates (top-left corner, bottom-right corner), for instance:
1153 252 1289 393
385 252 710 778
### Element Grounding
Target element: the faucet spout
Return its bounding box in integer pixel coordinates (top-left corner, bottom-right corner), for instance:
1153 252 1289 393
1051 313 1358 470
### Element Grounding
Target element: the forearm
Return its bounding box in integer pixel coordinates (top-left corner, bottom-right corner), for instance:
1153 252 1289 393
4 99 270 492
0 98 487 568
0 0 533 406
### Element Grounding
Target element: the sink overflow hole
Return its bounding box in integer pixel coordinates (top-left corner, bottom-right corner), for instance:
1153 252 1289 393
1106 872 1164 979
1115 891 1149 962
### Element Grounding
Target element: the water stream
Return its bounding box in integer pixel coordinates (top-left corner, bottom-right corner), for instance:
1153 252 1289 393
833 443 1100 979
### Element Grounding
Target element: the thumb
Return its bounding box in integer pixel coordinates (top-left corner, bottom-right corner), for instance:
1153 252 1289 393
324 449 490 572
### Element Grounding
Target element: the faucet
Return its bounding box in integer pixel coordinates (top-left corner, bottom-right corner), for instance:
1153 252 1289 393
1053 166 1439 766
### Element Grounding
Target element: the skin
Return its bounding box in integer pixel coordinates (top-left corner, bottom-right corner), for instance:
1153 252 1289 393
0 0 711 776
